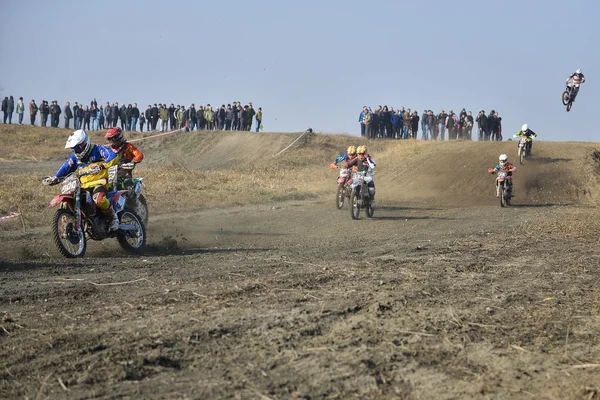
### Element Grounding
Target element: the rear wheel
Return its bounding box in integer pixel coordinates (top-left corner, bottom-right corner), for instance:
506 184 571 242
350 190 360 220
117 209 146 253
366 201 375 218
562 89 570 106
566 102 572 112
336 184 345 209
52 208 86 258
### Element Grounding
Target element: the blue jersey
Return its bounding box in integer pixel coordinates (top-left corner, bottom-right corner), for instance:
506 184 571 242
334 152 353 165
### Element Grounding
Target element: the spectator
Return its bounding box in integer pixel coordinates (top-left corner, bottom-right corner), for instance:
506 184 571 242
383 106 392 138
255 107 262 132
411 111 419 140
476 110 487 141
16 97 24 124
495 112 502 141
125 104 133 131
150 103 159 130
177 106 184 129
40 100 50 127
1 97 7 123
391 109 401 139
187 104 196 131
139 112 145 132
358 106 367 137
104 102 111 128
119 103 127 130
131 103 139 132
168 104 176 130
75 103 83 129
437 109 447 141
364 107 372 138
160 104 169 132
217 105 225 130
29 100 38 125
465 111 474 140
421 110 428 140
73 102 80 129
225 104 233 130
90 98 97 110
487 110 497 141
112 103 119 129
91 105 98 130
145 105 152 131
5 96 15 124
427 110 436 140
370 109 379 139
205 105 215 130
446 110 455 140
49 101 59 127
246 103 255 131
98 105 105 129
64 101 73 129
403 108 412 139
83 105 91 130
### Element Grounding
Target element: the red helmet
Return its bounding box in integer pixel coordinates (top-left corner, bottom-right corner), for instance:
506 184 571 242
105 127 125 150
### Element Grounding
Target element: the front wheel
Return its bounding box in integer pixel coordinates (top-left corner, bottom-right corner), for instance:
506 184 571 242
499 183 506 207
129 194 149 227
117 209 146 253
566 102 572 112
520 149 525 164
336 184 345 209
366 201 375 218
562 89 571 106
52 208 86 258
350 190 360 220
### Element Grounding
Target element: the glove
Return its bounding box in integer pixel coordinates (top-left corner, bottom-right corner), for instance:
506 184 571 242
121 162 135 170
88 165 101 175
488 168 495 174
329 163 338 169
42 176 59 185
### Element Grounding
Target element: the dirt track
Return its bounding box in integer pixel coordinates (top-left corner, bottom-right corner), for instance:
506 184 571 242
2 133 600 399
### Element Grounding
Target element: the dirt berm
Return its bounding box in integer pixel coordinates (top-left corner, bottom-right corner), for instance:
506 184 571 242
1 126 600 399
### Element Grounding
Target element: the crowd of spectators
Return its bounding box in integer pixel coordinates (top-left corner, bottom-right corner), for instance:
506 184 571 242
358 106 503 141
1 96 263 133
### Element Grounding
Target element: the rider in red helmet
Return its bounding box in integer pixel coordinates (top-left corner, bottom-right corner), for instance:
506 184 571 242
104 127 144 182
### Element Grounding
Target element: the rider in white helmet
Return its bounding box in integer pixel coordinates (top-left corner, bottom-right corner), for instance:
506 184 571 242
514 123 537 155
488 154 516 198
565 69 585 100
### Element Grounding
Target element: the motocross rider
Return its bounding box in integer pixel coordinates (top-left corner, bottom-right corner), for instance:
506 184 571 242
488 154 516 198
514 124 537 154
42 129 120 231
330 145 357 169
104 127 144 185
565 69 585 100
345 145 376 200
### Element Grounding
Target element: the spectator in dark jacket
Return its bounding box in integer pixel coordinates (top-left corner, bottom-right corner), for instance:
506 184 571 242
75 104 83 128
83 106 91 130
29 100 38 125
7 96 15 124
2 97 8 124
90 105 98 130
112 103 119 128
120 104 127 130
125 104 133 131
225 104 233 130
150 104 159 130
73 102 80 129
145 105 152 131
139 112 145 132
104 103 112 128
411 111 420 140
131 103 140 132
487 110 497 141
64 102 73 129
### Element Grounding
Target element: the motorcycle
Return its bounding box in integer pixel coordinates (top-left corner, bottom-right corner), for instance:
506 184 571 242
108 163 148 227
334 166 352 209
562 84 579 112
349 170 375 219
517 135 532 164
42 167 146 258
489 169 513 207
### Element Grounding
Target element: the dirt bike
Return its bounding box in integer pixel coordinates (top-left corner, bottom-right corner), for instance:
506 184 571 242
562 84 579 112
517 135 532 164
335 167 352 209
42 168 146 258
349 170 375 219
489 169 513 207
107 163 148 227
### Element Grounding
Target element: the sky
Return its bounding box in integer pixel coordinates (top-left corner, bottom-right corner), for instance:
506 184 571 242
0 0 598 141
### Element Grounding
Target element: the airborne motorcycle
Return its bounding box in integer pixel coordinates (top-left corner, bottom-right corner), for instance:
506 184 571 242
349 170 375 219
108 163 148 227
42 168 146 258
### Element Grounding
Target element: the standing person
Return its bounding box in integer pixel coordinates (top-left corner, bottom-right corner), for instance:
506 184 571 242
91 105 98 130
495 112 502 141
75 104 83 130
225 104 233 130
49 101 57 127
168 103 176 130
64 101 73 129
73 102 80 129
119 103 127 130
464 111 474 140
131 103 139 132
139 112 145 132
218 105 226 130
411 111 420 140
255 107 263 132
177 106 184 129
403 109 412 139
112 103 119 129
437 109 447 141
90 98 97 110
125 104 133 131
246 104 255 131
358 106 367 137
421 109 428 140
29 100 38 125
364 108 372 138
16 97 25 124
104 102 111 128
5 96 15 124
446 110 455 140
428 110 436 140
144 105 152 131
98 105 105 129
160 104 169 132
150 104 159 131
1 97 7 123
476 110 487 141
205 105 215 130
487 110 497 141
83 106 91 130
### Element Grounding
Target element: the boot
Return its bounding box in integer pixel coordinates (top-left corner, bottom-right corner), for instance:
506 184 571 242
107 208 119 231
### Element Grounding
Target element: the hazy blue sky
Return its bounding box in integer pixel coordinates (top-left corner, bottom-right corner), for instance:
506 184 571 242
0 0 597 141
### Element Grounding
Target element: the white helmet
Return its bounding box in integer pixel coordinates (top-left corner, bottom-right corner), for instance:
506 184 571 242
576 69 582 74
65 129 91 159
499 154 508 166
521 124 528 132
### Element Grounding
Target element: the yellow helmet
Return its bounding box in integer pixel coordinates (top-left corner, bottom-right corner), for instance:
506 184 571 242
347 146 357 156
357 145 367 154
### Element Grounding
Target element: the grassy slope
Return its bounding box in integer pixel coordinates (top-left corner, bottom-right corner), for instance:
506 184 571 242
0 125 599 231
